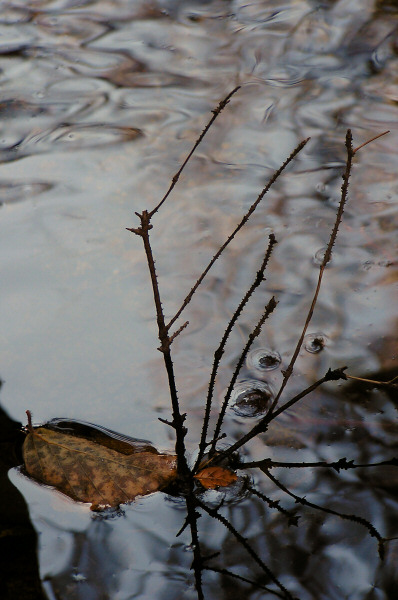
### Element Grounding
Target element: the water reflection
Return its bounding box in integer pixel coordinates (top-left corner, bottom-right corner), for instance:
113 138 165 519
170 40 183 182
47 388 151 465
1 0 397 598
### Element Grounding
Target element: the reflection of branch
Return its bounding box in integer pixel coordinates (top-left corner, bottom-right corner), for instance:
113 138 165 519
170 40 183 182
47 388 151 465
167 138 309 333
262 468 385 559
203 566 287 599
195 498 298 600
249 485 299 526
194 235 277 471
242 457 398 471
185 494 205 600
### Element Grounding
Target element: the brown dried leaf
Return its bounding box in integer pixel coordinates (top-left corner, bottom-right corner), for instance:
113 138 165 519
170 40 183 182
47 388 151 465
22 427 177 510
194 466 238 489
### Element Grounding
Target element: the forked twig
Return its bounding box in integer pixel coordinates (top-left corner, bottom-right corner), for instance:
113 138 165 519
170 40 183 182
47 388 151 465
127 210 189 479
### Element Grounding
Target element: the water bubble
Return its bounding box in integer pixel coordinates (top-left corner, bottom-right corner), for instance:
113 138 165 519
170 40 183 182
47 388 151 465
246 348 281 374
313 246 329 265
304 333 328 354
230 380 274 418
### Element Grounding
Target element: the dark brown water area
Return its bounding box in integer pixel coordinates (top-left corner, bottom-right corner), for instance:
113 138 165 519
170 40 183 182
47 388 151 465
0 1 397 599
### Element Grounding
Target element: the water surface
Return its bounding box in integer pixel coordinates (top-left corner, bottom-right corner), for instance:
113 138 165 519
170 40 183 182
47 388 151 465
1 1 397 599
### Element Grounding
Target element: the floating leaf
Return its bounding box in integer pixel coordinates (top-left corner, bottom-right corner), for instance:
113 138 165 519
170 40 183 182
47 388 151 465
22 426 177 510
194 466 238 489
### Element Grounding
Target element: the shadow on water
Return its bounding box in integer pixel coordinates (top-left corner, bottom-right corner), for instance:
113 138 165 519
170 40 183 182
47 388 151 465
0 384 45 600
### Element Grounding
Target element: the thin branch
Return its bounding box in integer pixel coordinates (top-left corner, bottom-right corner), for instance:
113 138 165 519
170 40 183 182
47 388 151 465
346 373 398 389
166 138 310 332
352 130 389 154
262 468 385 559
266 130 355 417
149 87 241 218
127 211 189 479
209 296 278 456
194 234 277 471
195 498 298 600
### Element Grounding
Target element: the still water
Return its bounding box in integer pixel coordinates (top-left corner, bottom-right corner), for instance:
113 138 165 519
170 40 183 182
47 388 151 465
1 1 397 599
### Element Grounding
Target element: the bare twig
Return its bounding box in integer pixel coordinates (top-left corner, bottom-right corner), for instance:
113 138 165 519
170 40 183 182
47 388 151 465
209 296 278 456
249 485 299 526
149 87 241 218
346 374 398 389
185 493 205 600
266 130 355 417
166 138 310 332
127 211 189 479
352 130 389 154
194 234 277 471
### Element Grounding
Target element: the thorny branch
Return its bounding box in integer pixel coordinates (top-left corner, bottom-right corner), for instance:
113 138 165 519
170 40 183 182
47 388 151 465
194 234 277 471
149 86 241 218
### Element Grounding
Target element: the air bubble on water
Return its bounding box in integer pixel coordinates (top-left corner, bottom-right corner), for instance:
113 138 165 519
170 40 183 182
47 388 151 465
304 333 328 354
230 379 274 417
313 246 329 265
246 348 281 374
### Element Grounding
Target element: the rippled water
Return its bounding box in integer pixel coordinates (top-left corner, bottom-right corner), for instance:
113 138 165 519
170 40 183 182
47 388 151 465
1 1 397 599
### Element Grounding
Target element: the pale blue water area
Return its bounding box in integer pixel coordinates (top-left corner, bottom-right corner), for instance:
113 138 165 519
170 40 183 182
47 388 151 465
1 1 397 599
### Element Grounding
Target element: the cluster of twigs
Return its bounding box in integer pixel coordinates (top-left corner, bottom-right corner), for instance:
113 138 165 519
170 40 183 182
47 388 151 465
128 88 395 600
